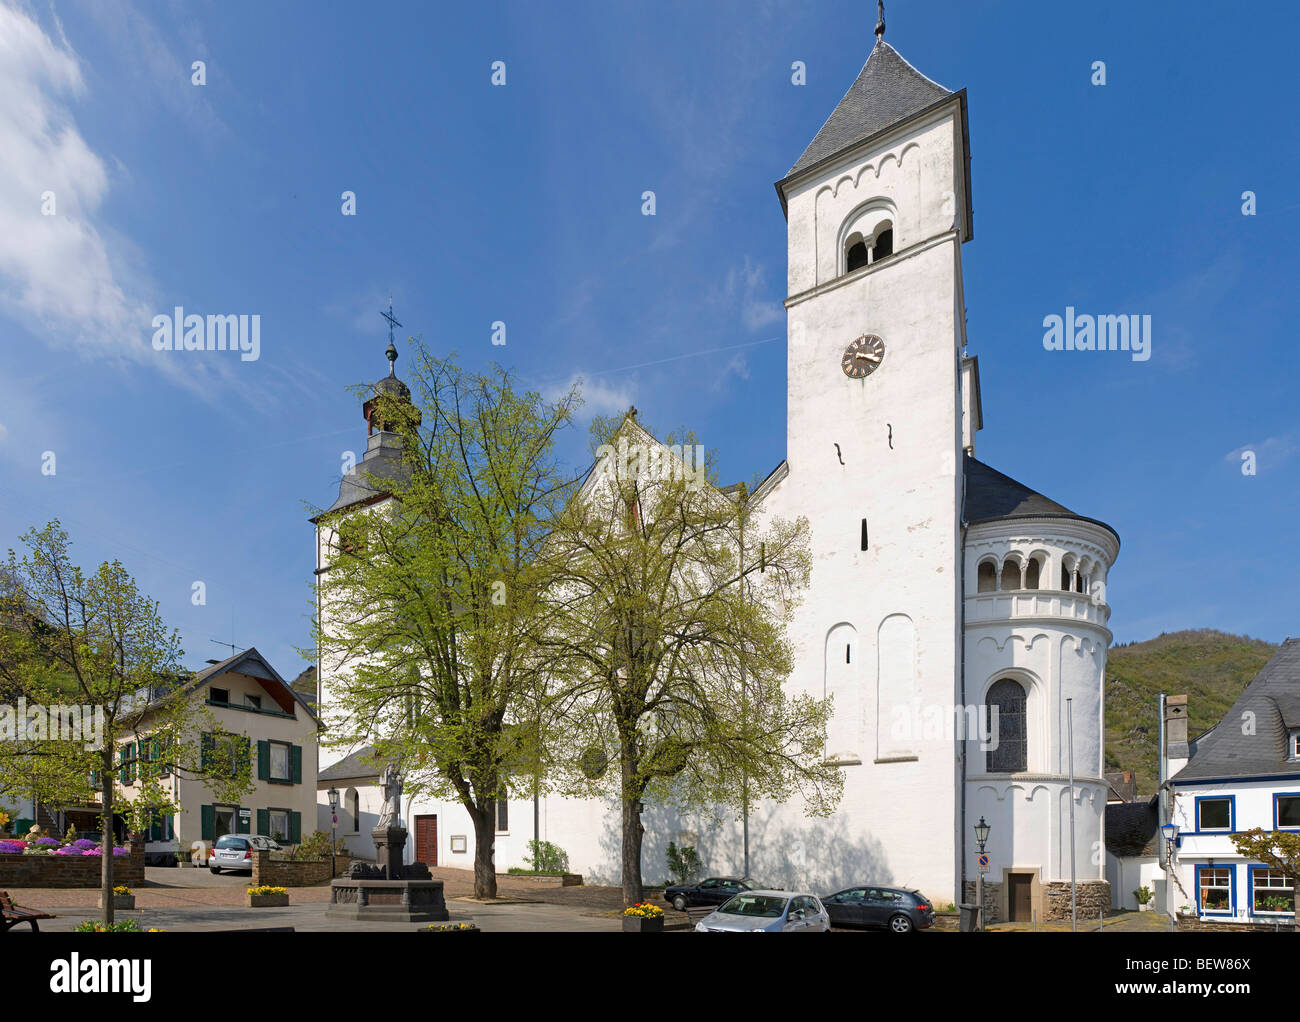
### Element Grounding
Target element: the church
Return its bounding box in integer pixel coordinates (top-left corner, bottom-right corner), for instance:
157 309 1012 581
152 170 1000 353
315 25 1118 923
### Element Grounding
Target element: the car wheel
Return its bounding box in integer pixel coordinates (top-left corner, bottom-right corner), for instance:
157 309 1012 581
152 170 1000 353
209 867 220 874
672 895 688 912
889 913 914 934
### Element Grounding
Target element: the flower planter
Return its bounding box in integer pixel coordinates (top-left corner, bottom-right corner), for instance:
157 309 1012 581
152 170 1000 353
246 893 289 908
1137 902 1152 912
97 895 135 910
623 915 663 933
420 923 480 932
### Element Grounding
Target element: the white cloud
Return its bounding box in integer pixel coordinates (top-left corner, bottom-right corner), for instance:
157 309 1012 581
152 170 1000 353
543 372 635 420
1224 434 1297 473
711 258 784 331
0 4 236 393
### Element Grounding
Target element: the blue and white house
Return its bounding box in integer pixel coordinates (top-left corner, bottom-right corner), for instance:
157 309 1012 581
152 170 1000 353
1164 639 1300 923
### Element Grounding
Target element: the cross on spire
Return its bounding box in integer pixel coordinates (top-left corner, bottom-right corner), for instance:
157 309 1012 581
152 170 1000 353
875 0 886 41
380 291 402 376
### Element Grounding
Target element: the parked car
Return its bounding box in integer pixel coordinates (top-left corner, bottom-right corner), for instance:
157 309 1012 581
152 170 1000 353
821 886 934 932
664 876 755 912
208 834 282 874
694 891 830 932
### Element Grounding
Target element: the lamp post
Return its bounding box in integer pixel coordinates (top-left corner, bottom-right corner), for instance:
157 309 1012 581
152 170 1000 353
974 815 990 931
327 787 339 880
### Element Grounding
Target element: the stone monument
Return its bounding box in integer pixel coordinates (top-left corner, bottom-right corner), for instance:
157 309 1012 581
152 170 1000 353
325 762 448 923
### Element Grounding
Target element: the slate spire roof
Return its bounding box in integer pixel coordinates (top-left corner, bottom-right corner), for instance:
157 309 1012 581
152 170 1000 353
787 39 953 178
1173 639 1300 782
963 456 1119 545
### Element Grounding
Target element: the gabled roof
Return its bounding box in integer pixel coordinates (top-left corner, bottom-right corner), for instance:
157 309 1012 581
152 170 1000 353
318 744 393 783
186 647 322 727
786 40 953 179
964 456 1119 546
1172 639 1300 783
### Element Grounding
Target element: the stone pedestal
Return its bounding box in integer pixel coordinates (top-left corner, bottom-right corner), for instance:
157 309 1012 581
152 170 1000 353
325 822 445 923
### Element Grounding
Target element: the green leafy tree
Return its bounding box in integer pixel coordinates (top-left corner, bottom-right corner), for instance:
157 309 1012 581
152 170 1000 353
310 348 579 899
0 521 253 924
543 415 841 905
1231 828 1300 922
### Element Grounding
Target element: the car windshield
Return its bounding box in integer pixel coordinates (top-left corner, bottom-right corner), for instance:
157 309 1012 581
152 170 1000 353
215 837 248 849
718 894 787 918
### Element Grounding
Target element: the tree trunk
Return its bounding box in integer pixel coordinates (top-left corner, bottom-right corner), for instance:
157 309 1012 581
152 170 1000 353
620 747 645 907
470 807 498 900
100 749 115 926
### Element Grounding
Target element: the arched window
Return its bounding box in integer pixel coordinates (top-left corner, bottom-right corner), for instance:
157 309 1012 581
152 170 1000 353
976 561 997 593
1075 571 1086 594
1060 558 1075 592
1024 557 1041 590
846 237 869 272
1000 557 1021 591
986 679 1027 772
346 787 359 834
871 224 893 261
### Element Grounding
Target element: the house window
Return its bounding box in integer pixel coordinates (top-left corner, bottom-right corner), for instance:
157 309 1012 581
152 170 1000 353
870 226 893 261
1251 868 1295 915
976 561 997 593
268 741 291 782
1291 732 1300 761
1276 794 1300 830
846 239 869 272
1024 557 1041 589
985 679 1027 773
843 221 893 275
492 781 509 833
267 810 290 844
348 788 360 835
999 557 1021 591
245 694 261 711
1197 796 1232 831
210 687 229 704
1199 867 1232 914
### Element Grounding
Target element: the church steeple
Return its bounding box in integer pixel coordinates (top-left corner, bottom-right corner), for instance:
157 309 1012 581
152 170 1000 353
363 295 419 435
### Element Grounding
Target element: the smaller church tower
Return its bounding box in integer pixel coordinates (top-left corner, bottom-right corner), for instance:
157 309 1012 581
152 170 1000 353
312 308 419 768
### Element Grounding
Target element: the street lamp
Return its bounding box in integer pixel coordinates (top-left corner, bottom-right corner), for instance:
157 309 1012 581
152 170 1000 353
327 787 339 880
974 816 990 932
1161 822 1179 868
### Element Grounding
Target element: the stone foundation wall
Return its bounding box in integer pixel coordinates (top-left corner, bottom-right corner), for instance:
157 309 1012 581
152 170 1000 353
252 850 352 887
0 843 145 889
1043 880 1110 921
962 880 1002 925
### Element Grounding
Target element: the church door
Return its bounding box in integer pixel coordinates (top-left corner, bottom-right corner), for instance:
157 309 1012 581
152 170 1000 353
414 814 438 867
1008 873 1033 922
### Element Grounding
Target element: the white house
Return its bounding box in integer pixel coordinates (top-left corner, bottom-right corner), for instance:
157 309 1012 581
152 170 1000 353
314 26 1119 919
1162 640 1300 924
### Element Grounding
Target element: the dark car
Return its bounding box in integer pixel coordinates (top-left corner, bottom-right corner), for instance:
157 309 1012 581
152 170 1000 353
664 876 756 912
822 886 935 932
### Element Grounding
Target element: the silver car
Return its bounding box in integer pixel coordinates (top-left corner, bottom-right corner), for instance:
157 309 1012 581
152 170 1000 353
208 834 281 874
694 890 830 932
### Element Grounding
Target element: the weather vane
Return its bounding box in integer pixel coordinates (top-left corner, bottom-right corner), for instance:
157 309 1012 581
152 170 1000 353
875 0 886 40
380 291 402 374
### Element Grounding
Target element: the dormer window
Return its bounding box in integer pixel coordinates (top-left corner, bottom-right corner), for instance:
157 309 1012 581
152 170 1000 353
1291 731 1300 761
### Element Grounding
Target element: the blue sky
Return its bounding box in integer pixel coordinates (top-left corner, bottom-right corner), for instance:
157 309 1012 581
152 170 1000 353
0 0 1296 676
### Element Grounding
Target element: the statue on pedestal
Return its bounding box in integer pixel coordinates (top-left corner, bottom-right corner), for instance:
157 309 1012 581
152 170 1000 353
377 762 404 831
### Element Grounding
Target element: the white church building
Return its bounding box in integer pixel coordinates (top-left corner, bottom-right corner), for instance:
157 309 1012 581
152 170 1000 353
314 29 1118 922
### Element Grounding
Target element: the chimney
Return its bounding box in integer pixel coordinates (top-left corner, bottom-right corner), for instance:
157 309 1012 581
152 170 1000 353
1165 694 1189 778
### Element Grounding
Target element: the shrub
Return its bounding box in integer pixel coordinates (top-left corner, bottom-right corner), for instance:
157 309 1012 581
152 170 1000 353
289 830 348 861
665 841 702 885
1133 885 1153 905
523 840 569 874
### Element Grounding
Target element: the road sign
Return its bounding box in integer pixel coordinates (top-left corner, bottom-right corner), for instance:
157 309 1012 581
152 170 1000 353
978 853 990 873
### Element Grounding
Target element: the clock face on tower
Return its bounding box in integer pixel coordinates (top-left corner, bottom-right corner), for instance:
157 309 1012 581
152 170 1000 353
841 334 885 379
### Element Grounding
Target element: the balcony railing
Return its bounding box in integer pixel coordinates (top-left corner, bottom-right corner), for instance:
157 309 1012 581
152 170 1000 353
965 589 1110 626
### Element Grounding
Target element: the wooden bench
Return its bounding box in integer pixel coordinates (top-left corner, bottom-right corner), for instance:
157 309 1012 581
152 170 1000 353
0 891 55 933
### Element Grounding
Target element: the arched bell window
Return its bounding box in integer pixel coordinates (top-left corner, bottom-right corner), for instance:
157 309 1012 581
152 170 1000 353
985 679 1028 773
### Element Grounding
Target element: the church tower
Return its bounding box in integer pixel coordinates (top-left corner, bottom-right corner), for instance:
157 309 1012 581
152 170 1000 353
757 17 975 901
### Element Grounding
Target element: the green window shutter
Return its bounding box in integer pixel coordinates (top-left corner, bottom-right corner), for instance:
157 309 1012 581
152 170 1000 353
148 817 159 842
118 745 129 785
291 745 303 785
257 740 270 781
200 732 214 772
257 808 269 836
288 811 301 844
165 815 174 841
200 804 215 841
129 741 137 783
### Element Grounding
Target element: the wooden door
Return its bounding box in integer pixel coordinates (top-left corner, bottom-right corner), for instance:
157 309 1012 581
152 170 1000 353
414 814 437 867
1008 873 1032 921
